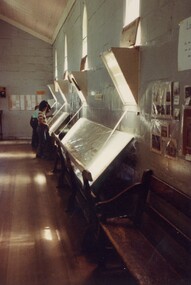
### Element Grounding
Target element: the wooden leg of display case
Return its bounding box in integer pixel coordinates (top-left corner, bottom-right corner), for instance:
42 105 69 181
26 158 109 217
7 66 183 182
56 146 68 189
65 158 79 213
0 110 3 140
52 151 60 173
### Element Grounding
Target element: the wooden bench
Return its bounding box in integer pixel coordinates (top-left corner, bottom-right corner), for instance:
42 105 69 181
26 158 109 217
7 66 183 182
95 170 191 285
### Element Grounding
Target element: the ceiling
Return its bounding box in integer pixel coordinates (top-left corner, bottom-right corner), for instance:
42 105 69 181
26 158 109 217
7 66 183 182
0 0 75 44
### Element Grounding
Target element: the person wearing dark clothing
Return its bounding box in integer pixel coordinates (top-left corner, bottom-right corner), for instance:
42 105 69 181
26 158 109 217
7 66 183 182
36 100 49 158
30 105 39 149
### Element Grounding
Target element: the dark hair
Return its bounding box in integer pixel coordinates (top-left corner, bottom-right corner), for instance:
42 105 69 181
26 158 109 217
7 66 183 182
38 100 48 111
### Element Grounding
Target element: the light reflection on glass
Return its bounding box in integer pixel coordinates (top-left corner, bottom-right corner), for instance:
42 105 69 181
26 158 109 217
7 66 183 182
61 118 133 184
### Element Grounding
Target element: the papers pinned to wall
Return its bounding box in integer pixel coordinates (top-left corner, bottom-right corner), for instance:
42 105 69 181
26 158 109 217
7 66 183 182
9 94 39 110
178 16 191 71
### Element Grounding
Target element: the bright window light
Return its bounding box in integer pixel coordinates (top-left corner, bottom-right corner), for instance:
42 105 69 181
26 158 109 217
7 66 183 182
54 49 58 80
122 0 141 46
82 4 87 57
64 34 68 73
124 0 140 27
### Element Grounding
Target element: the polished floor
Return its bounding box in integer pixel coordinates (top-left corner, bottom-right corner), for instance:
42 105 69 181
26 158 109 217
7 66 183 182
0 141 135 285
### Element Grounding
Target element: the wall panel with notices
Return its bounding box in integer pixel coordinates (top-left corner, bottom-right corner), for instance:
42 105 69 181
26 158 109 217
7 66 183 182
8 94 37 111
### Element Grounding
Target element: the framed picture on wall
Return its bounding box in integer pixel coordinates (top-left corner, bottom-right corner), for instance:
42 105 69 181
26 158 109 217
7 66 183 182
0 87 6 97
151 134 161 153
151 81 173 118
151 119 162 154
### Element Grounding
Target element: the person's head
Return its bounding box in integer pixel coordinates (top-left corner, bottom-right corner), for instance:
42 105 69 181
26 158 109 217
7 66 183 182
38 100 48 111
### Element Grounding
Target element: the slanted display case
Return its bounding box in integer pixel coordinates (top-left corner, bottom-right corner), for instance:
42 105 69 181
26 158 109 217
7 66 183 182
101 47 139 111
54 72 88 138
48 80 70 135
60 118 134 197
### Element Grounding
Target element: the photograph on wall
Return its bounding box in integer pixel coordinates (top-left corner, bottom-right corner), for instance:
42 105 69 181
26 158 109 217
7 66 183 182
173 81 180 106
0 87 6 97
151 81 173 118
173 108 180 120
151 119 162 153
151 134 161 153
185 85 191 106
161 124 169 138
165 138 177 159
151 120 172 155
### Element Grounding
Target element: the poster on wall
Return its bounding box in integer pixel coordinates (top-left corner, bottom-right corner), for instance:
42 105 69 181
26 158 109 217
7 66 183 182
9 94 37 110
9 95 21 110
25 95 37 110
178 16 191 71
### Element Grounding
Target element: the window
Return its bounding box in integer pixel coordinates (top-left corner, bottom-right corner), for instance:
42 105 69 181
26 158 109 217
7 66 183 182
54 49 58 80
122 0 141 46
81 3 88 70
64 34 68 79
124 0 140 27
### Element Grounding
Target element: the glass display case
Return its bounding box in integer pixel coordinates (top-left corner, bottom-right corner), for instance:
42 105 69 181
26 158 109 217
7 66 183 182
60 118 134 196
101 47 139 111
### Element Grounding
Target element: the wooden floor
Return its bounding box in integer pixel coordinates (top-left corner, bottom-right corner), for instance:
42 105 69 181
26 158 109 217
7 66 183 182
0 141 136 285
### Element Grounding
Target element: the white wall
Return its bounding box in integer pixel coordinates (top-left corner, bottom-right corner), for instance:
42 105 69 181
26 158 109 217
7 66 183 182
0 20 53 139
0 0 191 193
53 0 191 194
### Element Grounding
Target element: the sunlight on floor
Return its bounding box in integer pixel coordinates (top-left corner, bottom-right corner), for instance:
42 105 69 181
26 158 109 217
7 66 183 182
34 174 47 185
0 152 34 159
